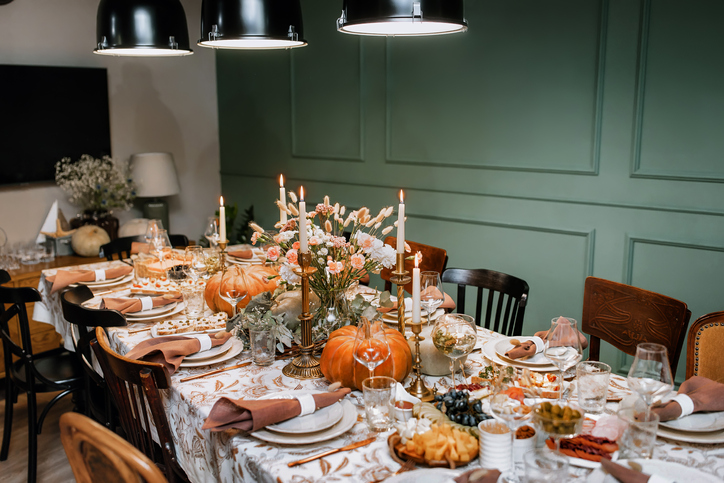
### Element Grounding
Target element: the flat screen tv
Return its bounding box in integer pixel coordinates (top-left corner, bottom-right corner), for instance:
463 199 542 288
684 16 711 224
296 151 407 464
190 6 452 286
0 64 111 186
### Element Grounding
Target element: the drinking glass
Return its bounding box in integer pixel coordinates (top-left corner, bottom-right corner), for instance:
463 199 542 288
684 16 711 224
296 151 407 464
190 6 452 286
432 313 477 389
532 401 584 454
184 246 208 282
617 407 660 459
362 376 395 432
544 317 583 400
181 285 205 318
218 269 248 317
204 217 220 248
250 328 275 366
523 449 569 482
145 219 164 242
352 319 390 378
489 368 533 483
576 361 611 414
626 342 673 418
149 229 171 267
420 271 444 324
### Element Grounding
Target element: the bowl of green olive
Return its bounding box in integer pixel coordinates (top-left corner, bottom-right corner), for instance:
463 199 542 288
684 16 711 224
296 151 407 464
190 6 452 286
532 402 584 437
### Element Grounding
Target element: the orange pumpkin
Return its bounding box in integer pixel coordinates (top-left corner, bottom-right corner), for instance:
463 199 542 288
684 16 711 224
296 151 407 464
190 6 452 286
320 321 413 390
204 265 278 316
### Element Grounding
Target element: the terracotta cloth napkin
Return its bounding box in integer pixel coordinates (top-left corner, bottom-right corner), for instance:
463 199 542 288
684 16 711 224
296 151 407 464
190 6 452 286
101 293 182 314
47 265 133 294
600 459 655 483
505 339 538 360
228 249 253 259
131 242 150 254
125 332 233 375
534 317 589 350
378 288 455 313
454 468 502 483
653 376 724 422
202 388 352 433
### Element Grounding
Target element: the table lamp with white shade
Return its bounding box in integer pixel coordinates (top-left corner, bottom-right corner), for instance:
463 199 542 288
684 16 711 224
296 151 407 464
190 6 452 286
129 152 180 231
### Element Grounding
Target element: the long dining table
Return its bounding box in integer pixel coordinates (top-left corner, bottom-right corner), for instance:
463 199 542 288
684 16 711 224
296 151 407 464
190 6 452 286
32 259 724 482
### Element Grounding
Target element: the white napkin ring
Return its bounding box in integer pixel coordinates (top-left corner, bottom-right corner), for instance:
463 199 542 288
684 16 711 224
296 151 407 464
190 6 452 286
672 393 695 418
94 269 106 281
295 394 316 417
140 297 154 312
189 334 212 352
531 336 545 353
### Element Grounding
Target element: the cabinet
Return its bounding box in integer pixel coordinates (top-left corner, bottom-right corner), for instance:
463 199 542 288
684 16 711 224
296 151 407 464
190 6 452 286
1 255 104 378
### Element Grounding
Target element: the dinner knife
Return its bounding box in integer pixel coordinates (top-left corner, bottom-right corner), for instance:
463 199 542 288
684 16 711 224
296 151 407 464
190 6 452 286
287 436 377 467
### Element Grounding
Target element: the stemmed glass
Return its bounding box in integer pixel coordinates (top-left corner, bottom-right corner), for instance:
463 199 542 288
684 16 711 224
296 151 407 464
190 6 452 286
420 271 444 324
489 366 533 483
627 343 674 418
218 268 249 317
353 319 391 378
204 217 220 248
183 246 208 282
432 313 477 389
544 317 583 400
150 229 172 268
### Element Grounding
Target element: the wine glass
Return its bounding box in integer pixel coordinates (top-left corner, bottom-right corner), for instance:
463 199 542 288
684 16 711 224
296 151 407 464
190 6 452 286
420 271 444 324
183 246 208 282
218 268 249 317
544 317 583 400
432 313 477 389
352 319 391 378
204 217 220 248
489 366 533 483
627 342 674 418
145 219 164 242
150 229 172 267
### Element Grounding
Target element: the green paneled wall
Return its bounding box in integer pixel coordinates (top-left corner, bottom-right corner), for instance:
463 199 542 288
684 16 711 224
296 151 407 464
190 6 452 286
216 0 724 383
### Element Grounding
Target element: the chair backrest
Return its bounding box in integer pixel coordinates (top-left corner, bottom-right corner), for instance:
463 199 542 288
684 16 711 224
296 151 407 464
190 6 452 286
0 270 44 361
91 327 184 483
582 277 691 375
60 411 167 483
441 268 529 336
686 311 724 382
379 237 447 293
61 286 126 382
100 235 190 260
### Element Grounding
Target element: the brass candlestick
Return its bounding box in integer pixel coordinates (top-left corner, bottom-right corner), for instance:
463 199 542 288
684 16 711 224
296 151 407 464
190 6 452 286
217 240 228 272
389 252 411 334
406 321 433 401
283 252 323 379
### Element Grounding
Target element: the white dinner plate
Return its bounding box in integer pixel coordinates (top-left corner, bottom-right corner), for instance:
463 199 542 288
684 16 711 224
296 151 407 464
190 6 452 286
482 340 557 372
125 301 178 318
385 468 459 483
124 301 186 322
226 257 264 266
183 339 233 361
80 273 134 288
587 458 721 483
250 400 356 444
495 337 552 366
659 411 724 433
179 337 244 367
259 390 344 434
656 424 724 444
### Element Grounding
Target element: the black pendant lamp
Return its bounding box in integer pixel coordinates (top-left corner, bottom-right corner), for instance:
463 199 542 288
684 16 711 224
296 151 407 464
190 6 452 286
198 0 306 49
337 0 467 36
94 0 193 56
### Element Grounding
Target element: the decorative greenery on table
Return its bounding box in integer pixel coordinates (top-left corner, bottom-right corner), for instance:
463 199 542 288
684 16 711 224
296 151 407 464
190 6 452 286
55 154 136 211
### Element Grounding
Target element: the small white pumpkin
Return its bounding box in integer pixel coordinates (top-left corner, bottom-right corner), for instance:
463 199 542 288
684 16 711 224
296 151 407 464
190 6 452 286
119 218 150 237
72 225 111 257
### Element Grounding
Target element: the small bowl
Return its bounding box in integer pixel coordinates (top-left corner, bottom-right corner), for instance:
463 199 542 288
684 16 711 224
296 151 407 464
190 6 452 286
532 402 584 438
393 400 415 422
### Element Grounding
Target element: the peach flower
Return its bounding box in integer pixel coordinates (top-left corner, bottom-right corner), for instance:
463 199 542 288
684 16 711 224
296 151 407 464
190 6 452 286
286 249 298 265
292 241 300 250
327 258 344 274
350 253 365 270
266 246 280 261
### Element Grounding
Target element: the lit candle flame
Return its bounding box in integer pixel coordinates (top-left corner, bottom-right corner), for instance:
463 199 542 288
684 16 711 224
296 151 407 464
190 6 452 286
220 195 224 206
415 251 422 268
300 186 304 201
399 189 404 203
279 174 284 187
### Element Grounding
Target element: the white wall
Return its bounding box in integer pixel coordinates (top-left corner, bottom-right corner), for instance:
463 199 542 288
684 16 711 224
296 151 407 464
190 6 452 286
0 0 220 245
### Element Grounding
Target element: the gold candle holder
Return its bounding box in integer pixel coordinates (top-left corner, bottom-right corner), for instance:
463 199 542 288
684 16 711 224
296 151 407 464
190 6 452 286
389 252 411 334
406 321 433 401
217 240 228 273
282 252 323 379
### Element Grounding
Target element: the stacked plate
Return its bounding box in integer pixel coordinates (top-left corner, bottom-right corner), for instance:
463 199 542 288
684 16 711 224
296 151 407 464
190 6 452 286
80 272 134 289
656 410 724 444
226 246 266 266
179 338 244 368
125 299 186 322
482 337 558 372
251 390 357 444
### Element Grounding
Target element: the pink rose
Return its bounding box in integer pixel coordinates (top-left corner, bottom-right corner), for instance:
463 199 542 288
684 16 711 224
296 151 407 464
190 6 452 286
350 253 365 270
266 246 280 261
286 249 298 265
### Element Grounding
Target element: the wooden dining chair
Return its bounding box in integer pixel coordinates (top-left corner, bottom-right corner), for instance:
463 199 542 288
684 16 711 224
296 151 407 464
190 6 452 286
100 235 190 261
685 311 724 383
582 277 691 375
0 270 84 483
379 237 447 293
60 412 168 483
60 285 126 429
91 327 189 483
441 268 529 336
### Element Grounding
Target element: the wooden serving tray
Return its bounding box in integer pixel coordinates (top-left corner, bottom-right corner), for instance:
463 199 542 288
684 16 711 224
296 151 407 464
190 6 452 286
387 433 475 470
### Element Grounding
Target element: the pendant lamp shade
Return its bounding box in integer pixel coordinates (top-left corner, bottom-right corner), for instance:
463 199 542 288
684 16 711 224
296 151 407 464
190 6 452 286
198 0 307 49
94 0 193 56
337 0 467 36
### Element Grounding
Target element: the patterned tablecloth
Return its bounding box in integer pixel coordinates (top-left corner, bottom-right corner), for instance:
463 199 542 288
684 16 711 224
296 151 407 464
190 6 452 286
33 261 724 483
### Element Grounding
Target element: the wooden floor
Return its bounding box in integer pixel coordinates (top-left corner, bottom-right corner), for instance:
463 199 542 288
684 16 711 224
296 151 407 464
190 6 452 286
0 389 75 483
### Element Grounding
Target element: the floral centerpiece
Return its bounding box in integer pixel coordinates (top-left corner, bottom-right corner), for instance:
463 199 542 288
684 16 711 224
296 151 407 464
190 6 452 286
55 154 136 212
249 193 400 334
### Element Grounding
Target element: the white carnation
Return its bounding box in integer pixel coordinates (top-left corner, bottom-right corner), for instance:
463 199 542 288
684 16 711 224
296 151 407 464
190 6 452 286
279 263 300 285
276 231 296 243
370 244 396 269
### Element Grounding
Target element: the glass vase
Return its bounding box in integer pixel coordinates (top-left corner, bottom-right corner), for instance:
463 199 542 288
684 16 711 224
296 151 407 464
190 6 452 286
313 288 352 338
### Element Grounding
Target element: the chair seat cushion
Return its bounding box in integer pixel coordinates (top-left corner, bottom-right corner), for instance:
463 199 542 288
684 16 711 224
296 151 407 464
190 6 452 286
10 350 83 391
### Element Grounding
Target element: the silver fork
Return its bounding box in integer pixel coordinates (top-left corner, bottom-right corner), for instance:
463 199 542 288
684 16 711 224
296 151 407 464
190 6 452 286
393 460 415 475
